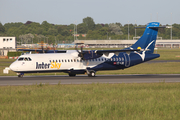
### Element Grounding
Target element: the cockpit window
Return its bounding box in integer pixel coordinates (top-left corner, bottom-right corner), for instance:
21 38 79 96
28 57 32 61
18 57 32 61
24 57 28 61
18 57 24 61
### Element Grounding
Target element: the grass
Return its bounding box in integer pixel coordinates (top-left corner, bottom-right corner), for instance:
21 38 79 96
0 83 180 119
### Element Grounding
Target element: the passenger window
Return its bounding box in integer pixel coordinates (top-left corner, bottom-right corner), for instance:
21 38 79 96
18 57 24 61
71 59 73 62
74 59 76 62
102 58 104 61
56 60 58 62
50 60 51 62
77 59 79 62
53 60 54 62
59 60 61 62
62 60 64 62
65 60 67 62
68 59 70 62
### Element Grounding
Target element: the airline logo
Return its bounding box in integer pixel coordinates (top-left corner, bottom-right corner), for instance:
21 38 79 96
36 62 61 69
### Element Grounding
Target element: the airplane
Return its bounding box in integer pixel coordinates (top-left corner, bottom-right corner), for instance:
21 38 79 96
9 22 163 77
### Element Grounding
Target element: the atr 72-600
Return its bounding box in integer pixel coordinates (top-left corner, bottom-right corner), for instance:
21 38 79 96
10 22 163 77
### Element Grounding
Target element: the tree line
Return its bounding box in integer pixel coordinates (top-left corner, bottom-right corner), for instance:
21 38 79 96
0 17 180 44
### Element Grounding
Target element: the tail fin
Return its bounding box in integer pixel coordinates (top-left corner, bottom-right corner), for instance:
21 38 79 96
130 22 160 53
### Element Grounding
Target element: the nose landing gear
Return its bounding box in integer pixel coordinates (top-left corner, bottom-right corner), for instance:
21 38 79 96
17 73 24 78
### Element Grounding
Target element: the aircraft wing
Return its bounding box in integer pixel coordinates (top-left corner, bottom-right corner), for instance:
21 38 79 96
17 49 66 53
95 49 142 56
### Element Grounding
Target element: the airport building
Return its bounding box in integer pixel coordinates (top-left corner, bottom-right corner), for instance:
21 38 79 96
74 40 180 48
0 37 16 56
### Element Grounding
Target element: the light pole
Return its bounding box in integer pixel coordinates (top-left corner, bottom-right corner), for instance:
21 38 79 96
171 13 173 40
107 32 108 40
135 20 136 38
128 21 129 40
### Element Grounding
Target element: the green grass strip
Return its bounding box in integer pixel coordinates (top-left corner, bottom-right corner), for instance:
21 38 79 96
0 83 180 119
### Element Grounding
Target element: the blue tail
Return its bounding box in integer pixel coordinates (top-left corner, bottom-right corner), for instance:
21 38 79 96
129 22 160 53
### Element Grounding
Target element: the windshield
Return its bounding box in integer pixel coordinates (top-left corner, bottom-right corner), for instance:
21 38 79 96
18 57 32 61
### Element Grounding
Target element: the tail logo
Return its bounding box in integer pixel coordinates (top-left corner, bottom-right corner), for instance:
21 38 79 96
137 47 141 49
135 40 155 61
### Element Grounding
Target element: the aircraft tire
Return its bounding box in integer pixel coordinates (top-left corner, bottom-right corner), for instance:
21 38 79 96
69 73 76 77
88 71 96 77
18 74 23 78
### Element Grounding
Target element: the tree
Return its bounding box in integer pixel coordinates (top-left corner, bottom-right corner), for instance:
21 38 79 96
0 22 5 33
77 23 88 34
83 17 95 31
109 23 123 35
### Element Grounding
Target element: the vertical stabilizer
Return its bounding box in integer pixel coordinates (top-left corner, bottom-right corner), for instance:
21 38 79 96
130 22 160 53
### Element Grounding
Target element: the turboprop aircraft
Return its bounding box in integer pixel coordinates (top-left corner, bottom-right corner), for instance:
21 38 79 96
10 22 163 77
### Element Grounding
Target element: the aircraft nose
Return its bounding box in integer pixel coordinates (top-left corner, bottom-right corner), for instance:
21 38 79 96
9 63 17 71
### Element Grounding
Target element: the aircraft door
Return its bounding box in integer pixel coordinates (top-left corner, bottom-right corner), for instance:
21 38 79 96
124 53 130 67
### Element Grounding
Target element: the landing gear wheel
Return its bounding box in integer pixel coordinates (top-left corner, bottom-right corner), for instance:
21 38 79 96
88 71 96 77
69 73 76 77
18 74 23 78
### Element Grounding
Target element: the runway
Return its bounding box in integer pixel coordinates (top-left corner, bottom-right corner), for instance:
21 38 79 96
0 74 180 86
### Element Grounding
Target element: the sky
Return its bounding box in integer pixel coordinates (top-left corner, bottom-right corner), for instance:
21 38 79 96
0 0 180 25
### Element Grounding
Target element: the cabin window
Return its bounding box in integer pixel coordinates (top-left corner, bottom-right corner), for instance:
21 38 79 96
102 58 104 61
59 60 61 62
62 60 64 62
74 59 76 62
105 58 106 61
68 59 70 62
80 59 82 62
53 60 54 62
77 59 79 62
71 59 73 62
99 59 101 61
65 60 67 62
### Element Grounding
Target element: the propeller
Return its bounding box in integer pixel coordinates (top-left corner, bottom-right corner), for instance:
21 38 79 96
75 43 85 60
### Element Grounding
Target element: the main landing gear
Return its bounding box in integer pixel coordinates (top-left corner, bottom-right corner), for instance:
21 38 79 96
17 73 24 78
68 73 76 77
87 70 96 77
